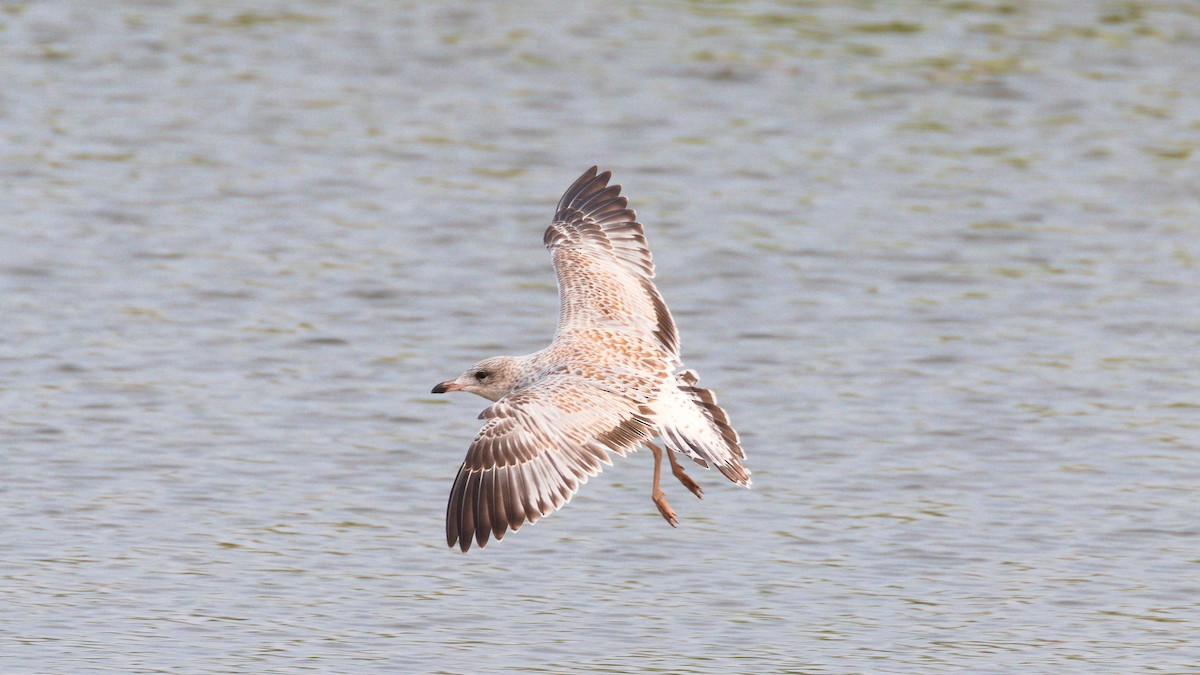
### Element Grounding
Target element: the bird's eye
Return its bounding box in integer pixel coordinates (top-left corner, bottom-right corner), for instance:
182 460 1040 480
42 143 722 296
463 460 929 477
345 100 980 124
474 370 488 380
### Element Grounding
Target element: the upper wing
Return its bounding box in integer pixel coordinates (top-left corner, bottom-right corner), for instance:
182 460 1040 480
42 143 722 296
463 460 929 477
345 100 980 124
543 167 680 362
446 372 654 552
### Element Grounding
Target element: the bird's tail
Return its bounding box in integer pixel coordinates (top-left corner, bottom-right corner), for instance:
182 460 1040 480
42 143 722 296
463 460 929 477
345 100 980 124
655 370 750 486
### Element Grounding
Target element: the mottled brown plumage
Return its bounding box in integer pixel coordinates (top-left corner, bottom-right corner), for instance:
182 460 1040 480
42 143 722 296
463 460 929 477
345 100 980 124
432 167 749 552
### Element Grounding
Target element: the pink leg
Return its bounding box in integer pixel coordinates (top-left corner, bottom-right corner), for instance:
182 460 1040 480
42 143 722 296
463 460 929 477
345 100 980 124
647 441 678 527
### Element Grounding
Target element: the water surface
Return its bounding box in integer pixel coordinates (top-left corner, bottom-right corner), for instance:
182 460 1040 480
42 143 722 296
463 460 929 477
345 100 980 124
3 1 1199 672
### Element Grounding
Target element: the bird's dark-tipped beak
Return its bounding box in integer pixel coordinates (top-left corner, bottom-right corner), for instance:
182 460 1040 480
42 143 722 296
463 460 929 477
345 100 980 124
431 380 461 394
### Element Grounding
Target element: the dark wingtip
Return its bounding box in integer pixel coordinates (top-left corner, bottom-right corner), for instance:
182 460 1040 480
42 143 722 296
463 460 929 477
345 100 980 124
556 166 605 214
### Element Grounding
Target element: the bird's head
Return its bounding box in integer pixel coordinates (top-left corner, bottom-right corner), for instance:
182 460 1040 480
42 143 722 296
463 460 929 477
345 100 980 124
431 356 520 402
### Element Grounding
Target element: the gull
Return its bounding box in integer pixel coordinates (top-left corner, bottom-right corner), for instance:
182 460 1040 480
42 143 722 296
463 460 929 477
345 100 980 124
432 166 749 552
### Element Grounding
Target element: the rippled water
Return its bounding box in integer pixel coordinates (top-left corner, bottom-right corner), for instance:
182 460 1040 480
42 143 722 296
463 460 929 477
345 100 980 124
4 1 1199 672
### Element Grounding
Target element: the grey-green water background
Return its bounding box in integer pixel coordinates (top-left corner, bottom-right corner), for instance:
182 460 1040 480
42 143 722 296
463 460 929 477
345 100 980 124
3 1 1199 672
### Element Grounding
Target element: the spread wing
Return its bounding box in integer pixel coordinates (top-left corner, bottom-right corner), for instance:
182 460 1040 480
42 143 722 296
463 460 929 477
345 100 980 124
543 166 680 363
446 372 654 552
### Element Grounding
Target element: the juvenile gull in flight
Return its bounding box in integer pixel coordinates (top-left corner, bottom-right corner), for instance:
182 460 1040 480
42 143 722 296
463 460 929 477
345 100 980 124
432 166 750 552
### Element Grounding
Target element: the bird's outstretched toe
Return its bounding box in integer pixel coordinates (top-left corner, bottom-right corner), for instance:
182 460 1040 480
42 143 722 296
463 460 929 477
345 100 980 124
652 490 679 527
673 466 704 500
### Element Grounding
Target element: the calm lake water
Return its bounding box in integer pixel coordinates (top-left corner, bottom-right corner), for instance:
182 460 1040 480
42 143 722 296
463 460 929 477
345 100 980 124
3 1 1199 672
